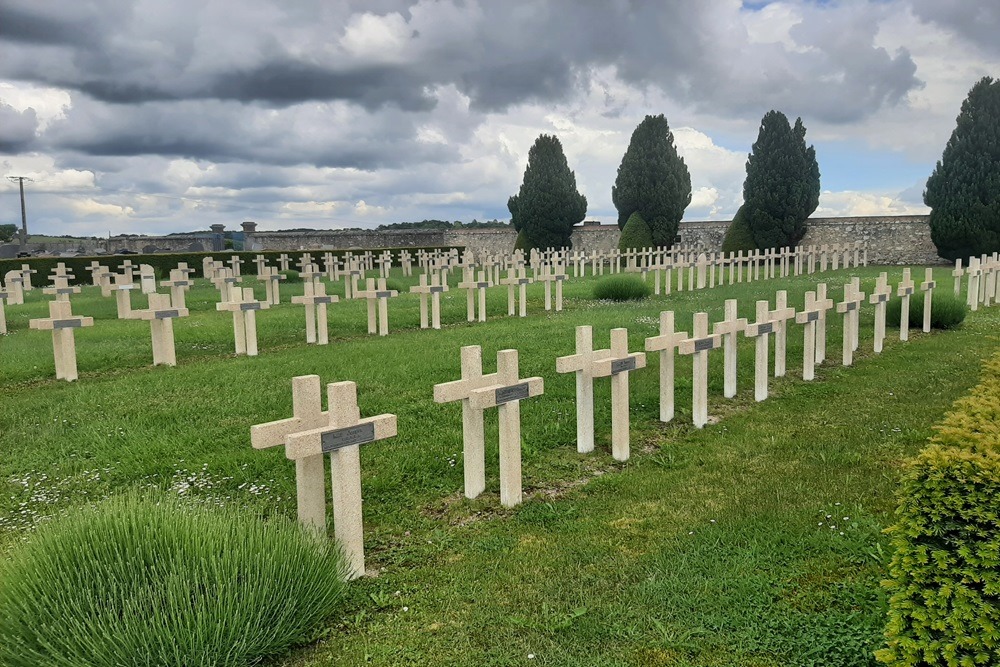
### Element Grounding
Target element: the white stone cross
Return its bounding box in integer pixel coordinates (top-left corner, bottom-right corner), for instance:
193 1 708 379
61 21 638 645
499 267 532 317
139 264 157 294
254 254 267 276
536 264 567 311
813 283 834 364
644 311 688 423
4 271 25 305
897 268 915 341
296 253 314 273
952 259 964 297
251 376 397 580
869 272 892 354
216 286 269 356
0 288 8 334
159 270 192 309
278 254 291 272
556 325 606 455
135 292 189 366
20 263 37 291
920 268 936 333
590 328 646 461
965 257 982 311
114 273 139 319
795 291 822 381
258 266 286 305
457 269 491 323
770 291 796 378
712 299 747 398
211 267 241 302
29 300 95 381
836 279 865 366
743 300 776 401
356 278 398 336
409 273 447 329
678 313 722 429
291 281 339 345
42 277 80 302
228 255 243 277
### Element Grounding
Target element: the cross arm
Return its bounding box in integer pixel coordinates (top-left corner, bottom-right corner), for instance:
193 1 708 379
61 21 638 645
592 352 647 378
284 413 397 459
467 376 544 410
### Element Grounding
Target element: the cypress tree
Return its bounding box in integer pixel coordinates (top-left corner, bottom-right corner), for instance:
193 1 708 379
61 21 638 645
742 111 820 250
925 76 1000 261
612 115 691 247
507 134 587 250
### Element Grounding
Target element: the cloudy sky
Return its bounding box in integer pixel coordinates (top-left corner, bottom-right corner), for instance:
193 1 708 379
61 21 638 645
1 0 998 238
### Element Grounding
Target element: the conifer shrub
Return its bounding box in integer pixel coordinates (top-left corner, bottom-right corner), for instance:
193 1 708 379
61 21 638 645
592 275 651 301
721 205 758 253
0 495 348 667
877 354 1000 666
514 228 532 252
618 212 654 251
885 291 967 330
280 269 302 283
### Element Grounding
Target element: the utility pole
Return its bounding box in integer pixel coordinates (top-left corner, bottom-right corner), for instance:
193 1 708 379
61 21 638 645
7 176 32 247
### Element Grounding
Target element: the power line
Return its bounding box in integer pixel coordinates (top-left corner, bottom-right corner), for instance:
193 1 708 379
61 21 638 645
6 176 33 246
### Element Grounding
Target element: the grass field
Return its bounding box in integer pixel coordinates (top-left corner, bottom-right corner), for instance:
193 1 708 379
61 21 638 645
0 265 994 666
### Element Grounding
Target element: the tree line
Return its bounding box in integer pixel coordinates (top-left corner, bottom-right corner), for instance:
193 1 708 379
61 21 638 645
507 76 1000 261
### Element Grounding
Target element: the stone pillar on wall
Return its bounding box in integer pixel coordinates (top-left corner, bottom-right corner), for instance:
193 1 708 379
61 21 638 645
210 224 226 252
241 221 258 251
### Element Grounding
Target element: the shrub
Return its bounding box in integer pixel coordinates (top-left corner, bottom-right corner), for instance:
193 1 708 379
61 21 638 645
885 291 967 330
721 204 758 253
514 228 531 251
384 278 405 292
280 269 302 283
592 275 651 301
618 212 654 251
877 353 1000 666
0 495 348 667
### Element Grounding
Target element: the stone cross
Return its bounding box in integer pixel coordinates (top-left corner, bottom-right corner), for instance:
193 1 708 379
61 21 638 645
712 299 747 399
135 292 189 366
29 300 95 381
813 283 834 364
226 255 242 277
400 250 413 277
951 259 963 297
376 252 393 279
678 313 722 429
743 300 776 401
300 262 323 290
830 244 840 271
965 257 981 311
211 267 241 302
590 328 646 461
819 244 829 272
409 273 447 329
457 269 491 323
555 326 606 455
644 311 688 423
795 290 822 381
296 253 314 274
216 287 269 356
278 253 291 272
920 268 936 333
202 257 221 281
869 272 892 354
87 260 103 286
254 254 267 276
259 266 286 305
897 268 915 342
251 376 397 580
0 288 8 334
42 277 80 302
769 291 795 377
4 271 25 305
114 274 139 319
356 278 398 336
836 279 865 366
20 263 37 291
138 264 156 294
499 267 532 317
291 281 339 345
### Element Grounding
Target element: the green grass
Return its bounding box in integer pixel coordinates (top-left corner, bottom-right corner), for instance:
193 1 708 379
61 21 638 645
0 265 995 666
592 274 652 301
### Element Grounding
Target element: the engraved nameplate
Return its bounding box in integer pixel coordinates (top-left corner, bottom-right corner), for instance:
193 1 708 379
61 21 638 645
155 310 179 319
518 279 531 285
495 383 530 405
56 288 75 294
224 278 238 283
321 422 376 452
314 297 333 304
376 291 393 298
240 303 261 311
53 320 82 329
611 357 637 374
806 311 819 322
694 338 716 352
475 282 489 289
875 294 888 303
846 302 858 311
902 287 914 296
429 286 444 293
174 281 190 287
924 281 936 289
757 322 774 335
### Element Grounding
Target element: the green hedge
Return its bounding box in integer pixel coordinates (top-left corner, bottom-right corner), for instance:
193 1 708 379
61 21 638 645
0 246 463 285
886 291 967 331
592 275 651 301
877 354 1000 666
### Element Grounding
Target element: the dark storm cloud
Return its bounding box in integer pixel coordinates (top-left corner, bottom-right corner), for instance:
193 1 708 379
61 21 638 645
0 103 38 152
910 1 1000 57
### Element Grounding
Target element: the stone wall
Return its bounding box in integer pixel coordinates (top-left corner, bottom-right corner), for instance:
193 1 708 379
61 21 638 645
799 215 940 265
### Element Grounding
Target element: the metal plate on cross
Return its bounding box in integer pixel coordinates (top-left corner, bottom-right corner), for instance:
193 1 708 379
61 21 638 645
155 310 179 319
694 338 716 352
321 422 376 452
611 357 637 375
757 322 774 335
53 320 82 329
429 286 444 293
495 383 530 405
376 291 393 298
806 312 819 322
240 303 261 311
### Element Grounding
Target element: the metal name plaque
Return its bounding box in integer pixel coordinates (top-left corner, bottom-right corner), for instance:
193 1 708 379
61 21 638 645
807 312 819 322
225 278 238 283
53 320 82 329
321 422 376 453
757 322 774 335
315 297 333 304
611 357 637 375
155 310 179 319
902 287 914 296
56 288 75 294
518 279 531 285
376 291 393 298
495 383 530 405
925 281 936 289
555 275 566 281
429 286 444 293
694 338 716 352
846 302 858 311
876 294 888 303
240 303 261 311
176 281 190 287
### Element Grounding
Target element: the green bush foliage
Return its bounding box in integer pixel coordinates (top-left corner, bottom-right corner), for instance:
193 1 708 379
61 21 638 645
886 291 967 331
280 269 302 283
507 134 587 250
0 495 348 667
514 228 532 252
721 205 759 253
592 275 651 301
612 114 691 247
877 354 1000 666
743 111 820 250
926 77 1000 261
618 212 654 251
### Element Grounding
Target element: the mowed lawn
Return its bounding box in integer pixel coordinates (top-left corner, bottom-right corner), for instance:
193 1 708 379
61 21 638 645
0 266 995 667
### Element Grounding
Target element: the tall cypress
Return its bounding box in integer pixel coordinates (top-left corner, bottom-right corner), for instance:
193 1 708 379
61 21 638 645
507 134 587 250
612 115 691 247
925 76 1000 261
743 111 820 249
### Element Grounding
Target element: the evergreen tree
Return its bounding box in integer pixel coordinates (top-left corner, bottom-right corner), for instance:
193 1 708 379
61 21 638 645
720 205 757 253
925 76 1000 261
612 114 691 247
618 212 654 251
742 111 820 250
507 134 587 249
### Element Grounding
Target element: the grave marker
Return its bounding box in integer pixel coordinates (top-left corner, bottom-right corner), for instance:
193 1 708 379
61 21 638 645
291 281 339 345
836 280 864 366
813 283 834 364
678 313 722 428
770 291 796 378
869 273 891 354
644 311 688 423
795 291 822 381
29 300 95 381
743 300 775 401
135 292 189 366
590 329 646 461
920 268 936 333
499 267 532 317
356 278 398 336
897 268 915 341
216 287 269 356
712 299 747 398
